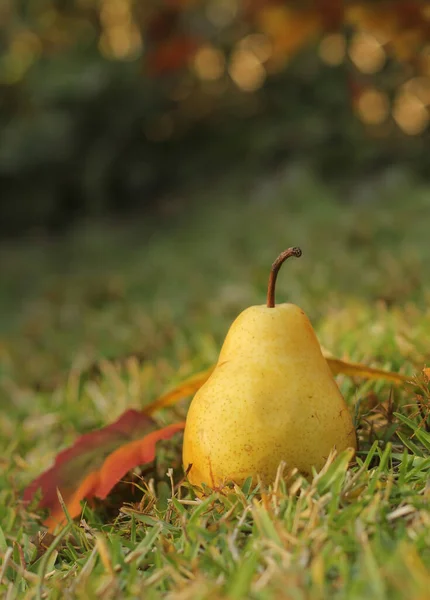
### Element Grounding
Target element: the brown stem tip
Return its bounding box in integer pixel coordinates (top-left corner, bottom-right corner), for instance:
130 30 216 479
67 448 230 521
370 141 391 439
266 247 302 308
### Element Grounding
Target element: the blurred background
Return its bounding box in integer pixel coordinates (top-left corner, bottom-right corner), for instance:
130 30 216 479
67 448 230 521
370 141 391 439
1 0 430 235
1 0 430 393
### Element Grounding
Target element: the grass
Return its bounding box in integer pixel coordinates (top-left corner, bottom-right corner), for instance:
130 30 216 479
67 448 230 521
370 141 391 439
1 169 430 598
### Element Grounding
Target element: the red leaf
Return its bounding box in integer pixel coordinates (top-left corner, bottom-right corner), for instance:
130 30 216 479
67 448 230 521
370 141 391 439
24 409 185 530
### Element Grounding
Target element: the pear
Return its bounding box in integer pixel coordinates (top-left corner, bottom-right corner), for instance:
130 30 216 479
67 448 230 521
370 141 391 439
183 247 357 489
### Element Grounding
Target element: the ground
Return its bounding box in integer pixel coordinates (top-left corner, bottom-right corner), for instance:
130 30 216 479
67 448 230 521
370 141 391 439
1 170 430 599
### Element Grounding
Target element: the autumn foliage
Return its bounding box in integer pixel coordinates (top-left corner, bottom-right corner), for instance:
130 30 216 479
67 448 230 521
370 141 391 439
24 410 185 531
2 1 430 234
24 356 409 531
3 1 430 129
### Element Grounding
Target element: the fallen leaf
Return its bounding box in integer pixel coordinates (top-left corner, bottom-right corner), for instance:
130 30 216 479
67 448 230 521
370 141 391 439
144 367 214 415
24 410 184 531
326 357 410 385
24 350 408 530
142 353 409 415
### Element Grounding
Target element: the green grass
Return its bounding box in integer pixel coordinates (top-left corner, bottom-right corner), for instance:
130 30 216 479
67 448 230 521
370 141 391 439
1 170 430 598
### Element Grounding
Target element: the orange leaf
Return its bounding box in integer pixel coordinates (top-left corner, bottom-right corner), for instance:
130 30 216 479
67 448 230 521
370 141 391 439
144 367 214 415
326 357 410 385
24 351 407 530
143 354 408 417
24 410 184 531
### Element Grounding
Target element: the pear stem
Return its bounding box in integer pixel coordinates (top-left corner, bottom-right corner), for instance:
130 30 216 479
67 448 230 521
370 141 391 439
267 247 302 308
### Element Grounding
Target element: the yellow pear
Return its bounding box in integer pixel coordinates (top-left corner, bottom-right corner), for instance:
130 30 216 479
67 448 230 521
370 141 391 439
183 247 357 489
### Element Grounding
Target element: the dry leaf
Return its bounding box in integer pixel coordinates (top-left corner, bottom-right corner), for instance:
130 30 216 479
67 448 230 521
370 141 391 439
24 410 184 531
326 357 410 385
24 350 408 530
142 353 408 415
144 367 214 415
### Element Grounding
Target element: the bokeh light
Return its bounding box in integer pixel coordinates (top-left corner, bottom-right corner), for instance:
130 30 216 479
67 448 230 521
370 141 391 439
403 77 430 106
206 0 238 27
228 48 266 92
356 88 390 125
393 92 429 135
349 31 386 74
193 45 225 81
238 34 272 64
2 0 430 237
319 33 346 66
1 30 42 84
99 0 142 60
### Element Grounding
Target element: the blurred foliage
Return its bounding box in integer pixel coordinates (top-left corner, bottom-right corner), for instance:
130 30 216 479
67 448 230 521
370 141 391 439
1 0 430 233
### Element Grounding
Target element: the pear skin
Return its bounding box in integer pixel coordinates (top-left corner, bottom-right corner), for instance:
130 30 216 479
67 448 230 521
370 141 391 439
183 248 357 489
